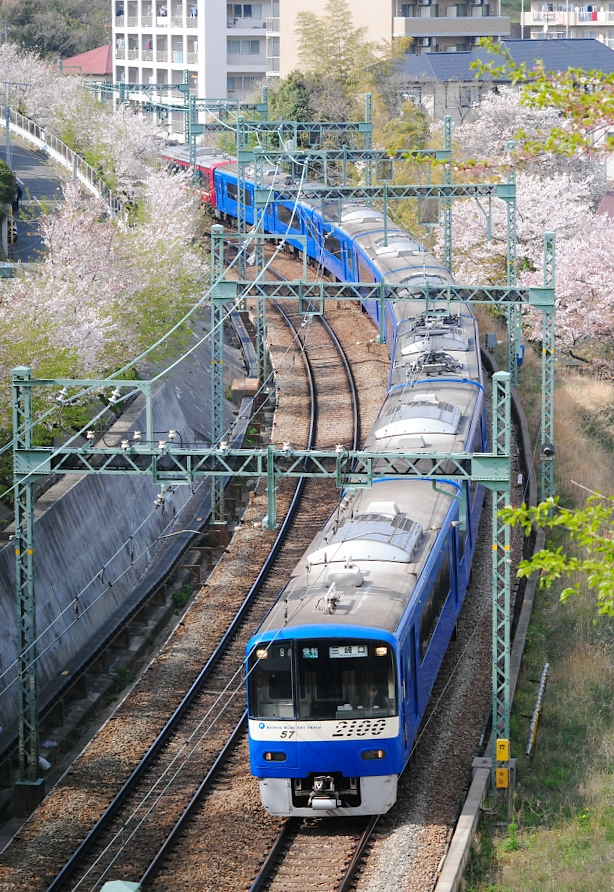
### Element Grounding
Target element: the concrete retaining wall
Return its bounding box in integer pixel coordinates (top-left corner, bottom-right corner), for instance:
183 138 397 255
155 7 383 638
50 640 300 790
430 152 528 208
0 324 245 733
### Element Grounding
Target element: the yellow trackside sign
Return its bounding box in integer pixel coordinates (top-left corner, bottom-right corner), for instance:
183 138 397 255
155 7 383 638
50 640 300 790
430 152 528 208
496 738 510 761
495 768 509 789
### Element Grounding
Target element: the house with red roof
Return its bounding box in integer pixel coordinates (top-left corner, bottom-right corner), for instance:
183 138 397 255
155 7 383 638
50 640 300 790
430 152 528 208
60 45 113 82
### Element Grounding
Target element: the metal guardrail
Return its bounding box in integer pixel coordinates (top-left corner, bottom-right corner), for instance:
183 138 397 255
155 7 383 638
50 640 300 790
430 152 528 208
0 107 121 215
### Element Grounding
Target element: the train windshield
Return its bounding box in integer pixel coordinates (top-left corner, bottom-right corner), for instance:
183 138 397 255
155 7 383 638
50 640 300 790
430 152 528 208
297 640 396 721
248 642 295 719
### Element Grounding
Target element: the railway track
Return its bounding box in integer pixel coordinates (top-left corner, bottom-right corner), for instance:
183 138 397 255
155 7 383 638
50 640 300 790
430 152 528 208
249 816 379 892
40 302 360 892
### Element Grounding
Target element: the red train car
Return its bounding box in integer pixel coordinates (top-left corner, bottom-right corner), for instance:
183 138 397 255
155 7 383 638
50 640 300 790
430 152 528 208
161 145 233 207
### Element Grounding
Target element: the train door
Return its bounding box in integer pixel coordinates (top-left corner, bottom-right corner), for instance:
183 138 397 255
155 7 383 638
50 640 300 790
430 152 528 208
410 630 420 725
400 653 408 750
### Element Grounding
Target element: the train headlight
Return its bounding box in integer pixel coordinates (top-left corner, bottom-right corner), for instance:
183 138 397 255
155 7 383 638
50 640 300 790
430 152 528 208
361 749 386 760
256 648 268 659
375 646 388 656
263 751 286 762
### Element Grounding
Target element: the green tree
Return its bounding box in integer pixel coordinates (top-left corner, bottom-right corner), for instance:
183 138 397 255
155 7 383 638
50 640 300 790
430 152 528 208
0 0 110 57
0 160 17 206
269 71 314 122
380 100 428 152
501 494 614 615
295 0 384 87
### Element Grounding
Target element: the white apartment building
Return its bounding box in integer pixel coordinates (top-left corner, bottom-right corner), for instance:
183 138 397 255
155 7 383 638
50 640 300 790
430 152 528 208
521 1 614 46
111 0 510 106
112 0 280 99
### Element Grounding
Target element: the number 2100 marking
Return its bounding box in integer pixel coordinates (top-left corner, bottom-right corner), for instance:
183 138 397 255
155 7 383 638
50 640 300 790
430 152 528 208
332 718 387 738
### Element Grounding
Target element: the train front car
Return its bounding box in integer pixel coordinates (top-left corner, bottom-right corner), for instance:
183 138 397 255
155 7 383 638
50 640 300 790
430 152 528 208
247 627 400 816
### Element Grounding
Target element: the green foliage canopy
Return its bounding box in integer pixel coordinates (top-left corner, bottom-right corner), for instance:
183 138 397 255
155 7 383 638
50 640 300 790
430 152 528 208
0 0 109 57
501 494 614 615
295 0 383 87
0 160 17 206
269 71 314 122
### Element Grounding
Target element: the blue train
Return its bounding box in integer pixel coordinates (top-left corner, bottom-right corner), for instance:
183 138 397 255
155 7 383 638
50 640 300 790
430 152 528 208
162 145 488 816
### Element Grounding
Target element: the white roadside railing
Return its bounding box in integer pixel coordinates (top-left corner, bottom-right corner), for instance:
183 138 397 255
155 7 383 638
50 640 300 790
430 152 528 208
0 107 121 214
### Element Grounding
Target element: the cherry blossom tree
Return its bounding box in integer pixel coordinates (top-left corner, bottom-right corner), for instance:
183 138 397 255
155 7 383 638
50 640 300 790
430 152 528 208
452 86 606 201
0 172 206 426
441 171 595 283
432 85 612 368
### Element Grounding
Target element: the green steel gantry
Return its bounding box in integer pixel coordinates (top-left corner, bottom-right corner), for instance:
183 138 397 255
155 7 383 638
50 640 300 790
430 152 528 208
11 364 513 802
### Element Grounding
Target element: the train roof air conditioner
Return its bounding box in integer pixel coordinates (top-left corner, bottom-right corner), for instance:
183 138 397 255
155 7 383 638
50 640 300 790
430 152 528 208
418 0 432 7
471 0 484 5
469 35 479 43
418 36 431 45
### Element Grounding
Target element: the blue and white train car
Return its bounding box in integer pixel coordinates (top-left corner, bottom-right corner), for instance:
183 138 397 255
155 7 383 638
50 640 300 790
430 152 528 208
206 153 488 816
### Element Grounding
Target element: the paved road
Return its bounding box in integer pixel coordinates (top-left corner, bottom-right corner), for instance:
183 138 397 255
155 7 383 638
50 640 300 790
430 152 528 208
0 136 65 263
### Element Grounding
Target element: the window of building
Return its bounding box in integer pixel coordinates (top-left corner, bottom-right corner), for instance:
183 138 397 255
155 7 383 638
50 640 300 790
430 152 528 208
227 3 263 18
227 38 261 54
227 75 264 91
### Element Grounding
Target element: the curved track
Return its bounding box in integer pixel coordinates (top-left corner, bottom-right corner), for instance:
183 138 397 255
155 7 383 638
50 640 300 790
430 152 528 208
44 303 359 892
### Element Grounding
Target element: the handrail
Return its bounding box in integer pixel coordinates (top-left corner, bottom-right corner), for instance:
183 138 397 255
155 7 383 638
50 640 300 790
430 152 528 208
0 106 121 215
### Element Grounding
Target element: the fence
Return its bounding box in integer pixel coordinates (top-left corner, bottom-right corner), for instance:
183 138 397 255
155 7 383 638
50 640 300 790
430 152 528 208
0 107 121 215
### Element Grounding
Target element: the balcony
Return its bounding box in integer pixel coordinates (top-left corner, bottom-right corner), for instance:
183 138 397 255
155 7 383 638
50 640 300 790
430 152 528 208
171 15 183 26
128 48 139 59
186 52 198 63
186 17 198 27
156 50 168 61
115 48 126 59
127 15 138 26
522 8 614 25
115 14 125 25
393 13 510 36
266 16 280 32
142 49 153 60
141 15 152 26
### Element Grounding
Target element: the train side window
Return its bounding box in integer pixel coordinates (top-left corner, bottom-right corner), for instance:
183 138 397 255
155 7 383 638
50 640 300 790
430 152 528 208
419 547 451 661
357 254 375 283
410 632 419 721
323 232 342 258
277 202 299 230
223 181 252 206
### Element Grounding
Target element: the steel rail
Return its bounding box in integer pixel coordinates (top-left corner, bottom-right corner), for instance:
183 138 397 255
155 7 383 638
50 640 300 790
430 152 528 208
139 713 248 887
45 294 327 892
247 819 300 892
337 815 379 891
130 296 360 890
247 815 377 892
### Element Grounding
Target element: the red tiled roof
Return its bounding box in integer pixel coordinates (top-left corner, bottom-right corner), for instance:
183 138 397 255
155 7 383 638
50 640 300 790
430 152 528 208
62 45 113 76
